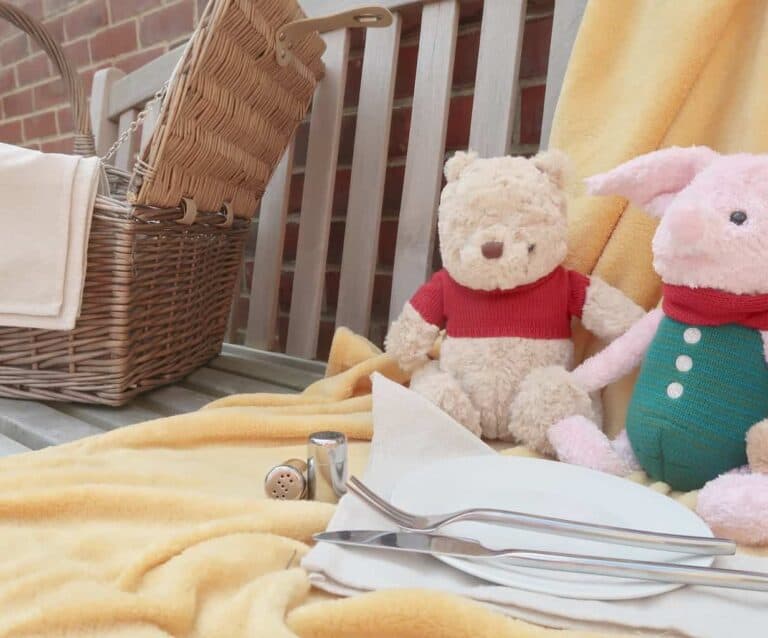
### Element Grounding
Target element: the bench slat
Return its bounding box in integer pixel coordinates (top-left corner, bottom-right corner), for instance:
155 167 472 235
0 432 30 457
49 403 162 430
389 0 459 322
0 400 105 449
115 108 140 171
468 0 525 157
336 15 402 336
286 29 351 358
245 144 295 350
183 367 289 396
108 47 184 120
135 386 215 415
541 0 588 147
90 68 124 157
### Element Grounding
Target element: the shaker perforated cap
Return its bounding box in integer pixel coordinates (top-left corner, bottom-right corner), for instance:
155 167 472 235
264 459 307 500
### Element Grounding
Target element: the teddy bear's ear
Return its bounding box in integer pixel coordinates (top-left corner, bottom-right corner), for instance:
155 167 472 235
444 150 478 182
532 149 570 189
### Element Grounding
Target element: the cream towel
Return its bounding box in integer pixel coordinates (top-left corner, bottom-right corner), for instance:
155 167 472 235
0 143 101 330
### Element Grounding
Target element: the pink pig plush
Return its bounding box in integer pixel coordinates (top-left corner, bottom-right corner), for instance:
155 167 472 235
512 146 768 545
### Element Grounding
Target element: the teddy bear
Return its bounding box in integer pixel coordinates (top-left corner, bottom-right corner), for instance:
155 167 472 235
384 150 645 441
510 146 768 544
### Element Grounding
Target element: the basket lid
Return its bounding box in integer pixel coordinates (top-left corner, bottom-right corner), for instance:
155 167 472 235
129 0 326 219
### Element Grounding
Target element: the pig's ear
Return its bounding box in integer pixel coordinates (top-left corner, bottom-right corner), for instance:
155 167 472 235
585 146 719 217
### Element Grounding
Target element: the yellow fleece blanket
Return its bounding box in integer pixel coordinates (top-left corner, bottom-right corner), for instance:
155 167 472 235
0 327 762 637
3 1 768 636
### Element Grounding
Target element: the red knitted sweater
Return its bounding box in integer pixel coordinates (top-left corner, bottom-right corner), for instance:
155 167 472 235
409 267 590 339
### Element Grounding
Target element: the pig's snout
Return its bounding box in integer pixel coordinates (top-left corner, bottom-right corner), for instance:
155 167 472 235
665 209 705 247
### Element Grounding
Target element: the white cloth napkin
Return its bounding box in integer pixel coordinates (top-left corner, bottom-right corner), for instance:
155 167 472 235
0 143 101 330
303 374 767 638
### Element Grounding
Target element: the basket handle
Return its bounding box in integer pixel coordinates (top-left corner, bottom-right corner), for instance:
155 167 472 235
0 2 95 156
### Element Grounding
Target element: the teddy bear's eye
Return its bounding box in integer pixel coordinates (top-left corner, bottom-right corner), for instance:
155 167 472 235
730 210 748 225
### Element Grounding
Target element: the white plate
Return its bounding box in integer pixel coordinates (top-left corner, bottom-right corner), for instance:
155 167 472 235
390 455 715 600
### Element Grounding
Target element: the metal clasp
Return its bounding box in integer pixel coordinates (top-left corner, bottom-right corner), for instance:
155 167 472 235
276 6 393 66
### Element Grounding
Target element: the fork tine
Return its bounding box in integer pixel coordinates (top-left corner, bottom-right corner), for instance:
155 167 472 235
347 476 417 526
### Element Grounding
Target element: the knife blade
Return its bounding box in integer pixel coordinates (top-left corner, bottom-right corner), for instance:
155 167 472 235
315 530 768 592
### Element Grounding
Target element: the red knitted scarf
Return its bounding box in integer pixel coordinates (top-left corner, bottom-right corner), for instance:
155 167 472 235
663 284 768 329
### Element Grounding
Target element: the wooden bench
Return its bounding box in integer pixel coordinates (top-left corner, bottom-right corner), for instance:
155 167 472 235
0 0 586 456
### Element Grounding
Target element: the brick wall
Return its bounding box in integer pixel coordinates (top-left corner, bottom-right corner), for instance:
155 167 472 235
0 0 554 361
0 0 205 152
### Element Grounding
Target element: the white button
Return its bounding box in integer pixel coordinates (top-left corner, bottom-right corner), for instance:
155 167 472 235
667 382 684 399
676 355 693 372
683 328 701 344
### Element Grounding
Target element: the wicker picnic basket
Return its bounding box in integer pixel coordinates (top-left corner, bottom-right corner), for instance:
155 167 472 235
0 0 325 405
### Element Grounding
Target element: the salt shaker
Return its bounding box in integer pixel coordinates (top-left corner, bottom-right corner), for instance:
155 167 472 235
307 431 348 503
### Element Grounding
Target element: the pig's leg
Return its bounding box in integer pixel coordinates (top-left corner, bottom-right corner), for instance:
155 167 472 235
548 415 636 476
410 361 482 437
697 471 768 546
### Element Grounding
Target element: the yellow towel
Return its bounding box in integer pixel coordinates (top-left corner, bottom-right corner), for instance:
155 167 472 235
554 0 768 434
0 327 761 637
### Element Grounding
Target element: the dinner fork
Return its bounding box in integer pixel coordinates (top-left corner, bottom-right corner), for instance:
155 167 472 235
346 476 736 556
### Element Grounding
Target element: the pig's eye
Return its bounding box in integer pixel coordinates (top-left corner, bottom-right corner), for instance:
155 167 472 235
730 210 748 225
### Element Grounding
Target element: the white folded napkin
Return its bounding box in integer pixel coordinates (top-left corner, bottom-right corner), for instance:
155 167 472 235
303 374 766 638
0 143 102 330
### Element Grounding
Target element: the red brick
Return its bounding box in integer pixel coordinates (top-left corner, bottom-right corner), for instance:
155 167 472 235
114 45 165 73
520 83 545 144
109 0 159 23
62 38 90 68
33 78 66 111
1 34 29 66
16 0 43 19
520 16 553 80
41 15 65 42
56 105 73 134
44 0 81 15
17 52 51 86
452 29 480 89
139 1 194 47
445 93 472 150
0 66 15 93
23 110 57 139
90 21 138 63
64 0 108 40
0 120 23 145
40 135 74 153
3 88 33 118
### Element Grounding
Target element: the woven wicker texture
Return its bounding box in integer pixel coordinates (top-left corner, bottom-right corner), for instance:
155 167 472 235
0 0 321 405
132 0 326 218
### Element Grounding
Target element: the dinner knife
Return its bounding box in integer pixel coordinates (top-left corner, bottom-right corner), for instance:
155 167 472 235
315 530 768 592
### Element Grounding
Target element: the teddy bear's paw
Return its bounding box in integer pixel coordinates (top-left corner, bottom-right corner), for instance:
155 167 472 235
410 362 482 437
548 416 632 476
384 303 440 373
747 419 768 473
697 473 768 546
508 366 595 456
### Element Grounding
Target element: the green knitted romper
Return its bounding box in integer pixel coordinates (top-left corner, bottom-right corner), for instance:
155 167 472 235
626 316 768 492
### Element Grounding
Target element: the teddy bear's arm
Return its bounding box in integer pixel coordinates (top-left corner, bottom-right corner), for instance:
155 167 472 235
581 277 646 342
761 331 768 364
384 302 441 372
572 308 664 393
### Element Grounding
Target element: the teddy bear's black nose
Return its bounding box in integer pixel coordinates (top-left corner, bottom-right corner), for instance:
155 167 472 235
481 241 504 259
